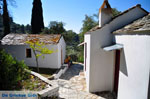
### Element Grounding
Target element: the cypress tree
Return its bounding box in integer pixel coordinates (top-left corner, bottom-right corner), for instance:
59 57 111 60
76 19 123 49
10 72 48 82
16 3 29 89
3 0 10 37
31 0 44 34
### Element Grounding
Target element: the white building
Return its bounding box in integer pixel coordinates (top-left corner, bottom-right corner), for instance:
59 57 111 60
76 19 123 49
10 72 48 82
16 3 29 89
83 0 150 99
113 14 150 99
0 34 66 69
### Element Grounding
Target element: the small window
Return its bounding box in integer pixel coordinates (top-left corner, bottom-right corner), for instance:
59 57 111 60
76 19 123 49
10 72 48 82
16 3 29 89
26 49 32 58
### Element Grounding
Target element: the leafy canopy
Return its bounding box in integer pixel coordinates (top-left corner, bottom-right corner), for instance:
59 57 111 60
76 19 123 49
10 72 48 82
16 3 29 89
49 21 66 34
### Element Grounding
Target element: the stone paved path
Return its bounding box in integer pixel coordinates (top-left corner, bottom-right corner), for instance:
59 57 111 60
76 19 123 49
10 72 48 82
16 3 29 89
54 64 105 99
60 64 83 80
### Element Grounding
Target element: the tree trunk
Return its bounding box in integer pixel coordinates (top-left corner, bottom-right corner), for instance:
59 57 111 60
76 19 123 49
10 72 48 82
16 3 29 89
33 50 39 73
35 56 39 73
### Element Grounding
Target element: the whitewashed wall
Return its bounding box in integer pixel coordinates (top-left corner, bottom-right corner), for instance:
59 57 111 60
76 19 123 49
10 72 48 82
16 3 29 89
84 34 91 92
115 35 150 99
99 9 112 27
84 6 148 93
87 26 115 92
58 36 66 68
0 37 66 69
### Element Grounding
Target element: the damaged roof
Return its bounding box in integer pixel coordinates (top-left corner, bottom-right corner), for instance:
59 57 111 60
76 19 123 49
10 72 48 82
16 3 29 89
1 34 62 45
89 25 101 32
87 4 148 33
113 14 150 34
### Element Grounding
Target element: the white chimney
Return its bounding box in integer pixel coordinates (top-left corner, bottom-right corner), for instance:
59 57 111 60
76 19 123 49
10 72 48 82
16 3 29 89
99 0 113 27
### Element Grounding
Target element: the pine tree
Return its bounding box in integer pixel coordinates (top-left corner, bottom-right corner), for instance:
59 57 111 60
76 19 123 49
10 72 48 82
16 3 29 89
3 0 10 37
31 0 44 34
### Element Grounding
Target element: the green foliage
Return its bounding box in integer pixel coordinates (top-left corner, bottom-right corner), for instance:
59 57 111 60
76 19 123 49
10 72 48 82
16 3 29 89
25 24 32 33
66 45 84 63
26 41 54 72
26 41 54 56
49 21 65 34
42 21 79 45
79 15 98 44
0 49 29 90
41 21 81 62
76 14 98 63
41 27 49 34
21 75 47 91
31 0 44 34
112 8 121 17
42 21 66 34
3 0 10 37
80 15 98 34
77 8 121 62
63 30 79 45
0 16 32 37
77 52 84 63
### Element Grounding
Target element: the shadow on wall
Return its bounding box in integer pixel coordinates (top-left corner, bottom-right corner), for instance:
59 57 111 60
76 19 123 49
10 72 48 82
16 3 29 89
120 49 128 77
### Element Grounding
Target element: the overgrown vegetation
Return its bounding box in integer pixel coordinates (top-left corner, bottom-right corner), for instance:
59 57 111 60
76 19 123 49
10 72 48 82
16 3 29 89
0 50 48 91
0 49 29 90
21 75 47 91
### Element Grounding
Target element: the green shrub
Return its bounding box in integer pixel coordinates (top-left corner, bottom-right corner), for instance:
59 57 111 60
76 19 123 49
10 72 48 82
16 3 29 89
78 55 84 63
0 50 29 90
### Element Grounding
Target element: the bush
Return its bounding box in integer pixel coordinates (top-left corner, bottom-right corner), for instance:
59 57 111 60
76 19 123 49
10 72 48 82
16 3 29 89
66 45 84 63
78 54 84 63
0 50 29 90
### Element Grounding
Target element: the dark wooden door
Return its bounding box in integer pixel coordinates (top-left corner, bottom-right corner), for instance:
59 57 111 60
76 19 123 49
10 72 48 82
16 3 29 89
114 50 121 96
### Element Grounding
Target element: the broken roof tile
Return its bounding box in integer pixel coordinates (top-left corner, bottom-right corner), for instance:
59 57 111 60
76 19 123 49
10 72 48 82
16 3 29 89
1 34 62 45
113 13 150 34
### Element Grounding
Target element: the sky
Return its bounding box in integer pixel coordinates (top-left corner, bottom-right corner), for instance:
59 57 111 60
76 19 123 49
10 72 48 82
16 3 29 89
9 0 150 33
